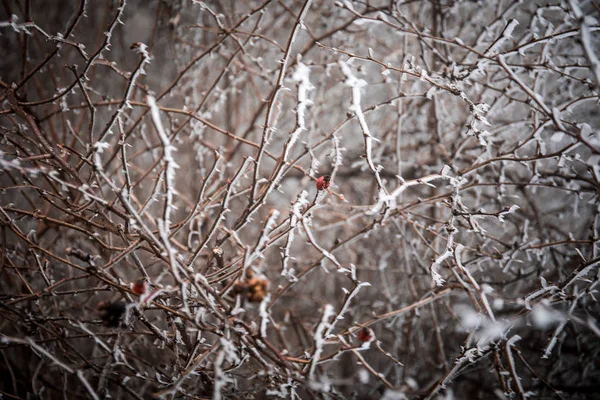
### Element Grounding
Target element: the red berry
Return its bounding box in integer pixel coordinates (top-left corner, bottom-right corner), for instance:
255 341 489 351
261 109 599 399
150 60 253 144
132 280 147 295
316 175 331 191
357 327 373 342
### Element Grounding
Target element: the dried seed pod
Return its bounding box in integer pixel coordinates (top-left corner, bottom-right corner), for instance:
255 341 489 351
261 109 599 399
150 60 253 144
247 287 266 302
212 246 224 269
231 281 248 296
231 271 269 303
246 277 269 303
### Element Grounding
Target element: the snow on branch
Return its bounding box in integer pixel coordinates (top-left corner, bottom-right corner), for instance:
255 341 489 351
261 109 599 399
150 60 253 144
568 0 600 90
281 190 310 280
147 95 179 235
308 304 335 378
369 165 455 216
339 60 388 201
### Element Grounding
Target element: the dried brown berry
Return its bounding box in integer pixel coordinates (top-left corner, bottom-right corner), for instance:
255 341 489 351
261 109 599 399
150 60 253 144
98 301 127 327
247 277 269 302
231 272 269 303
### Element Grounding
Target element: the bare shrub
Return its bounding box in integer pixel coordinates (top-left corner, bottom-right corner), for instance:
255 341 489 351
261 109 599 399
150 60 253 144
1 0 599 398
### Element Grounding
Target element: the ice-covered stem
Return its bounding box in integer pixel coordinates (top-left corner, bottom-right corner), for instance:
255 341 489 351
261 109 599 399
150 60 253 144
199 3 247 52
11 0 124 110
213 348 228 400
559 256 600 291
250 0 313 202
483 19 519 57
281 190 310 279
568 0 600 90
235 59 314 235
7 89 83 185
523 282 559 310
91 144 189 287
269 59 313 178
430 226 455 287
290 60 313 148
369 166 452 216
329 133 345 183
158 218 182 283
91 143 161 248
324 281 371 338
301 215 341 269
213 338 242 400
308 304 335 378
117 119 132 215
187 157 253 267
504 335 526 399
1 335 100 400
67 64 96 144
454 244 495 322
259 294 271 338
137 163 165 217
172 151 221 239
250 209 280 265
318 39 463 96
339 60 387 200
93 43 151 152
429 170 463 286
351 348 393 388
147 95 179 236
96 330 126 394
497 55 565 131
424 344 493 400
543 290 588 358
153 342 221 398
